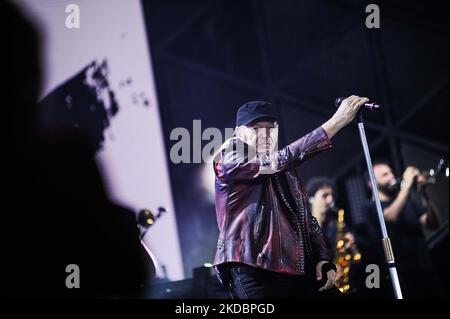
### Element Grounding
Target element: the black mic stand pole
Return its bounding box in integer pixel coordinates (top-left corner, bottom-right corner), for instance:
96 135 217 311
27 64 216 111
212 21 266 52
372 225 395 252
356 111 403 299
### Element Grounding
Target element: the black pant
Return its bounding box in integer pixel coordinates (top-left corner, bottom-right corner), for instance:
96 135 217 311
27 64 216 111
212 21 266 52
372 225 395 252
217 263 342 299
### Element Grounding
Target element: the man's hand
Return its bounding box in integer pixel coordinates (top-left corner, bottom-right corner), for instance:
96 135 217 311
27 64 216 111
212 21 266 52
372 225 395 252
402 166 420 190
383 167 418 222
416 171 430 196
333 95 369 127
322 95 369 139
316 260 336 292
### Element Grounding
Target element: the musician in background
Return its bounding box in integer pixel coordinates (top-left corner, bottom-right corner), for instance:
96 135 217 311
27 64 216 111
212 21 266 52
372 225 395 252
307 177 361 295
306 177 357 257
357 160 440 298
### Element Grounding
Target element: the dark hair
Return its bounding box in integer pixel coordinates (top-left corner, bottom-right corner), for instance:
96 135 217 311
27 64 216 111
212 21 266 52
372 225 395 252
363 159 392 183
306 177 336 198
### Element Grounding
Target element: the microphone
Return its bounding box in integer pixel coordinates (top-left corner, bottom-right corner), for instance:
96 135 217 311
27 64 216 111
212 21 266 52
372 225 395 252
335 97 382 111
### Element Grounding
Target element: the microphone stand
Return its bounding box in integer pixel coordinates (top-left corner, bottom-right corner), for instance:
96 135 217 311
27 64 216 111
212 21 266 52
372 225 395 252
356 111 403 299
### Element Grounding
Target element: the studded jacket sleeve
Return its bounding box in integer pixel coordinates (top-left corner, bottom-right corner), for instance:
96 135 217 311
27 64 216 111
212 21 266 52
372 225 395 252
309 213 333 262
215 126 332 183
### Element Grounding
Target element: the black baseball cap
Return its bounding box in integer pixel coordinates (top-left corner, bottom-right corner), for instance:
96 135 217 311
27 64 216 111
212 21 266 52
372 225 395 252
236 101 279 126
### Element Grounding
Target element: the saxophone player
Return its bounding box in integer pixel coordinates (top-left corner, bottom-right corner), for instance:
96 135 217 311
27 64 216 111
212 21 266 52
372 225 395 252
306 177 361 294
306 177 357 257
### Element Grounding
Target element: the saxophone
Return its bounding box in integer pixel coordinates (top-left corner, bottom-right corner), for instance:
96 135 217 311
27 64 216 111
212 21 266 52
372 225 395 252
333 209 361 294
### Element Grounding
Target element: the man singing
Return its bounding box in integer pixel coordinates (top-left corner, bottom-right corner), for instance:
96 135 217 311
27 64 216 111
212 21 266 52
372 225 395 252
213 95 369 298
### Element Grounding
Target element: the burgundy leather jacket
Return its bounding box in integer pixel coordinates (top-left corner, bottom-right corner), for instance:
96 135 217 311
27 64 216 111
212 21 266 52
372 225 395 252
213 126 333 276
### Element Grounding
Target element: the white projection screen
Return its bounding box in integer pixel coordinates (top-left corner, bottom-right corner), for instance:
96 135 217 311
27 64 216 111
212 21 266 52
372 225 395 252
16 0 184 281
